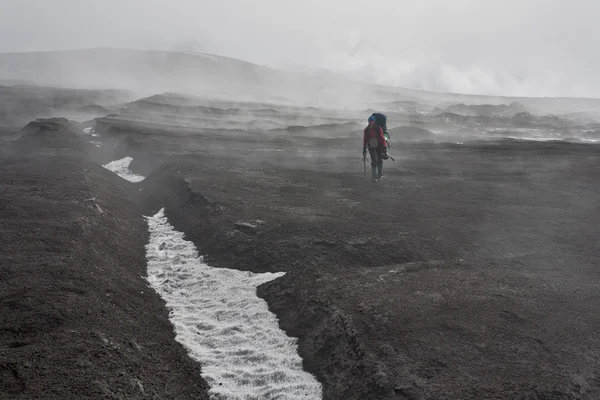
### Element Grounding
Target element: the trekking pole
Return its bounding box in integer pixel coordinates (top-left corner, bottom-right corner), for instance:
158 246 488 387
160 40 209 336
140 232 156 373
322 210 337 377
363 154 366 177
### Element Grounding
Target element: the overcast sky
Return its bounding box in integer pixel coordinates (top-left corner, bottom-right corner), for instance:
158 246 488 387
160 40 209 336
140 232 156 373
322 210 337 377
1 0 599 97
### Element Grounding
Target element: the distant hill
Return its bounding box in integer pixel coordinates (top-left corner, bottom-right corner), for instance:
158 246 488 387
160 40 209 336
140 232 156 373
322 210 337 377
0 79 36 86
0 48 381 106
2 48 600 112
0 48 287 94
0 84 131 131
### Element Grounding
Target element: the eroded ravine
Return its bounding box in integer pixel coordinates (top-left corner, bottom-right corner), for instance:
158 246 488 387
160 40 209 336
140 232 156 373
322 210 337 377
102 159 322 399
146 209 322 399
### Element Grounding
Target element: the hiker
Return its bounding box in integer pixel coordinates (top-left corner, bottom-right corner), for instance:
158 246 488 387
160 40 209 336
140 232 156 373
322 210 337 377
363 115 388 182
371 112 390 147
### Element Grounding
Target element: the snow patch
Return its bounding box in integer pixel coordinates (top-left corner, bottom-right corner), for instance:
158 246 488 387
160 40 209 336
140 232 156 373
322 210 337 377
90 141 102 147
145 209 322 400
102 157 145 182
83 127 93 134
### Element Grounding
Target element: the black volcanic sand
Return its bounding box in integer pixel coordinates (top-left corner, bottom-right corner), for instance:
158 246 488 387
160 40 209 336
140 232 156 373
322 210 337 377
0 121 209 399
3 86 600 400
98 94 600 399
135 126 600 399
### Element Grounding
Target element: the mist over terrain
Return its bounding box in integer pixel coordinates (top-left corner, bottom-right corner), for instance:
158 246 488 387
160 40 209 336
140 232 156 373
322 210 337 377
2 2 600 400
3 48 600 114
2 0 600 97
2 48 600 147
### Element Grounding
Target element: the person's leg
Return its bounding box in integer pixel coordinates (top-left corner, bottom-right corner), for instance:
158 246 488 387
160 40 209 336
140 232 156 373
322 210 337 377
377 147 384 179
369 147 379 182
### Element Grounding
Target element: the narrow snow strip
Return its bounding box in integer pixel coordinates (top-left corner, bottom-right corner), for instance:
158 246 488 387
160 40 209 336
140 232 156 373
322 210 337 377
102 157 145 183
145 209 322 400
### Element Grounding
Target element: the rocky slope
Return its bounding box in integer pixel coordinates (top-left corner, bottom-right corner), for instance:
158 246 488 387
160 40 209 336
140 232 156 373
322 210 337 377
0 120 210 399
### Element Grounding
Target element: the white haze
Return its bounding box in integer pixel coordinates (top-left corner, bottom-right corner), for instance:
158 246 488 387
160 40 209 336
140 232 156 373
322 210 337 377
1 0 600 97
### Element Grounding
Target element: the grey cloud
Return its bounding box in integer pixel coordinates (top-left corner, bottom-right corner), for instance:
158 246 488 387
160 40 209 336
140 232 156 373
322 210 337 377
1 0 599 97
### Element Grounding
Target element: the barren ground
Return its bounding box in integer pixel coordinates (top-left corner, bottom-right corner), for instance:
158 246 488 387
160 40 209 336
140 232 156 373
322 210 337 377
2 87 599 400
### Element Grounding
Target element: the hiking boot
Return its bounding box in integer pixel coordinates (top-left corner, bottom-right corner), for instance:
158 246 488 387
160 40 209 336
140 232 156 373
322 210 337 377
371 166 378 182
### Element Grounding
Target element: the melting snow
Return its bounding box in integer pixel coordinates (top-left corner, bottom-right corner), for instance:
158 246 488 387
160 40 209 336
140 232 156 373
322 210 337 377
145 209 322 400
102 157 145 182
83 127 93 134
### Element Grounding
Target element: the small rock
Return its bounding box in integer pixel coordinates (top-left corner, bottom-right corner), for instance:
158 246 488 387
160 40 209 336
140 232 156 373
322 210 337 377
130 338 143 351
226 230 241 238
315 239 337 246
131 378 145 393
235 221 257 229
347 237 369 246
235 222 258 234
159 242 166 251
